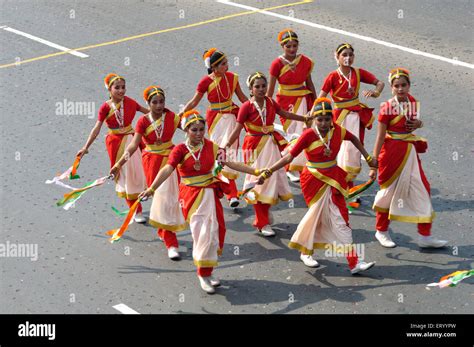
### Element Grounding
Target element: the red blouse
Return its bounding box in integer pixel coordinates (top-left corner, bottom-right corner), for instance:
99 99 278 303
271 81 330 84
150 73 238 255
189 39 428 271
135 109 180 145
98 96 141 129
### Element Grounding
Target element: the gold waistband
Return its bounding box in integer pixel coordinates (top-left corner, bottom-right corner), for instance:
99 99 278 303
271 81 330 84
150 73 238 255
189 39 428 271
306 160 337 169
334 98 360 109
108 125 134 135
209 100 234 111
145 141 174 154
278 83 311 97
386 132 427 142
181 172 217 187
245 123 274 134
279 82 305 90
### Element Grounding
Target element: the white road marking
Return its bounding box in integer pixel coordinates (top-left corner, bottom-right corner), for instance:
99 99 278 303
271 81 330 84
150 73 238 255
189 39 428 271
2 26 89 58
112 303 140 314
217 0 474 70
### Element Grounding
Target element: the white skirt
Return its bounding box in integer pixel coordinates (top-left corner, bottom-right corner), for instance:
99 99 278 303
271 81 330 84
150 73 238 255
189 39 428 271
373 143 435 223
289 185 353 255
116 134 147 200
285 98 307 172
149 169 186 231
337 111 361 181
209 113 239 180
244 136 293 205
190 188 221 268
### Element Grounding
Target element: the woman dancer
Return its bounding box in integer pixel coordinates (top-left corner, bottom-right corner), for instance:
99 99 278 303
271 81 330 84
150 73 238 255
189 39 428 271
267 29 316 182
257 98 377 274
110 86 186 260
77 73 147 222
319 43 384 209
371 68 447 249
180 48 248 208
139 110 258 294
225 72 313 237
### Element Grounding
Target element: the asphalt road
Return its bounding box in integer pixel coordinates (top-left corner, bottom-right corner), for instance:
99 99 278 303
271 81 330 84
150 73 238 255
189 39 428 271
0 0 473 314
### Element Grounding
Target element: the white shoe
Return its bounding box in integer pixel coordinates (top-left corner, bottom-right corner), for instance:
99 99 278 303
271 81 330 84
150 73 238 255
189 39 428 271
300 254 319 268
260 225 276 237
375 231 396 248
209 275 221 287
167 247 180 260
134 212 147 224
286 171 300 183
351 261 376 275
229 197 240 208
198 276 215 294
418 235 448 248
268 211 275 225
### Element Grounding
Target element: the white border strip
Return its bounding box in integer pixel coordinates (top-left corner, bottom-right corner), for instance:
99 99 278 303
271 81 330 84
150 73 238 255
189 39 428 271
3 26 89 58
217 0 474 70
112 303 140 314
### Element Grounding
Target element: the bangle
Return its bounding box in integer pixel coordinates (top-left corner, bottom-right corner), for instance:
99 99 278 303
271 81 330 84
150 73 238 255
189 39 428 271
365 154 373 162
149 187 155 193
254 169 261 176
262 168 273 179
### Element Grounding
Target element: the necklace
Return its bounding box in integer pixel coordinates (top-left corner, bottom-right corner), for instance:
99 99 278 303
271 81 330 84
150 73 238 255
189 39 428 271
148 112 165 145
393 97 411 121
337 67 354 95
252 98 269 134
279 54 298 71
314 126 333 157
185 139 204 171
214 73 231 100
110 100 124 127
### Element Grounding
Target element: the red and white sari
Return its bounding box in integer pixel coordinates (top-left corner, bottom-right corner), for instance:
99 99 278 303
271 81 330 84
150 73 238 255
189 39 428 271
373 95 434 231
167 138 229 277
270 54 314 171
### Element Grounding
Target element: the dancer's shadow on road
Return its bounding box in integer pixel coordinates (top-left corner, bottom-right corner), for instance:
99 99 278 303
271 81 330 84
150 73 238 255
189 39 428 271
431 197 474 213
337 187 474 217
352 226 473 259
217 276 410 313
116 234 301 276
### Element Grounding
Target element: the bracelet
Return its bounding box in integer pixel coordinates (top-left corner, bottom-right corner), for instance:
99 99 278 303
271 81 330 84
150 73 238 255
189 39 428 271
262 168 273 179
149 187 155 193
365 154 373 162
254 169 261 176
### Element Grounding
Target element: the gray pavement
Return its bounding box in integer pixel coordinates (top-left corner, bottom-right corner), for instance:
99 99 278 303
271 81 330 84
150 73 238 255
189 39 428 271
0 0 473 314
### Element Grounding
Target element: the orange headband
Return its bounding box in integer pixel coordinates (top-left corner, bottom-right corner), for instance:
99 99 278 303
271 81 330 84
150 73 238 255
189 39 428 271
143 85 165 102
104 73 124 89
